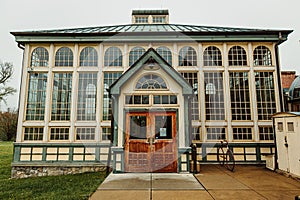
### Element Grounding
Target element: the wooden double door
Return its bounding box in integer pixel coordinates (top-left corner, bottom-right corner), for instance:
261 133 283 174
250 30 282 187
125 111 177 172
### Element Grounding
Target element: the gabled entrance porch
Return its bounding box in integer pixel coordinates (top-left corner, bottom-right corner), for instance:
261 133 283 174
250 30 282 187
109 48 194 173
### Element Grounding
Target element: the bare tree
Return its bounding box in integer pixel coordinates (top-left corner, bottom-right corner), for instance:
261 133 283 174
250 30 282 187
0 61 17 103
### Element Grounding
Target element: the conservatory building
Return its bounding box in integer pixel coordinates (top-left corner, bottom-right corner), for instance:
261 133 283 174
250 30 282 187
11 10 292 177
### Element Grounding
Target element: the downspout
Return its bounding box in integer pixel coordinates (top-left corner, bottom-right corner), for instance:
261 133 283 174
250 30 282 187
272 117 278 170
275 32 285 112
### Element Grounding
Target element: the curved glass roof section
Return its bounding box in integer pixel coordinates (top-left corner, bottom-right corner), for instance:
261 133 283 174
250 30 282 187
289 76 300 99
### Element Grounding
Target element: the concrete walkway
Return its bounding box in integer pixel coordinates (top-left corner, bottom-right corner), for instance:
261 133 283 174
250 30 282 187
90 165 300 200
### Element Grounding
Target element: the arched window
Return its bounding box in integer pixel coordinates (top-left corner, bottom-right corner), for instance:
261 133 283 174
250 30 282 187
55 47 73 67
253 46 272 66
79 47 98 67
104 47 123 66
178 46 197 66
129 47 145 66
228 46 247 66
203 46 222 66
156 46 172 65
30 47 49 67
136 74 167 90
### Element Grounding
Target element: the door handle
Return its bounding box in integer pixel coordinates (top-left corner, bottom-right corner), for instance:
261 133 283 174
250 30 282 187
151 138 155 144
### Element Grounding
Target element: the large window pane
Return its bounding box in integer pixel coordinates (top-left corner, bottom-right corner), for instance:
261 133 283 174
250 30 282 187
204 72 225 120
51 73 72 121
26 73 47 120
255 72 276 120
230 72 251 120
181 72 199 120
77 73 97 121
103 72 122 120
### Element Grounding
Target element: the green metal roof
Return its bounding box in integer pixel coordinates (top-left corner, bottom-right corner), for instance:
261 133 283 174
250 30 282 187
11 24 291 35
132 9 169 15
11 23 293 44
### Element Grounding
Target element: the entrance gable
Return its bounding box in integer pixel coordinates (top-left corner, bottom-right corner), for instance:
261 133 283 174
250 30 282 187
109 48 193 95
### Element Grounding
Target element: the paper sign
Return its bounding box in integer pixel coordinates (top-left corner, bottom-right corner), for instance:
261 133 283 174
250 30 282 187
160 128 167 137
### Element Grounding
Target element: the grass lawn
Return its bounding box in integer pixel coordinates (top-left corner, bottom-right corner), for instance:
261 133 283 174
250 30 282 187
0 142 107 200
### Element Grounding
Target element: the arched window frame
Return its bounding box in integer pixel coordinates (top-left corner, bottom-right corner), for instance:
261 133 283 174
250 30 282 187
135 74 167 90
253 46 272 66
156 46 172 65
178 46 197 66
228 46 247 66
30 47 49 67
104 47 123 67
55 47 73 67
129 47 145 66
203 46 222 66
79 47 98 67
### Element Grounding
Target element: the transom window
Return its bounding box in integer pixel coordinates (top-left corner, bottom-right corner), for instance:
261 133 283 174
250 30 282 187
259 126 274 141
125 95 149 105
207 127 226 140
154 95 177 104
129 47 145 66
253 46 272 66
102 127 111 141
104 47 123 66
179 46 197 66
233 127 252 140
50 127 69 140
79 47 98 67
76 127 95 140
228 46 247 66
30 47 49 67
135 74 167 90
24 127 44 141
55 47 73 67
156 46 172 65
203 46 222 66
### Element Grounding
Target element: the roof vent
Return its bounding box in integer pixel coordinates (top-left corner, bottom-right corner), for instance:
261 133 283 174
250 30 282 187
132 9 169 24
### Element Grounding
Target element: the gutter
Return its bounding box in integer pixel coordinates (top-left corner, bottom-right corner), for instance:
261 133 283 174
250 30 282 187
17 43 25 50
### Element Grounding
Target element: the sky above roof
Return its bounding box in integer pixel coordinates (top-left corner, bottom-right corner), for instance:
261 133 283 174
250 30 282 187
1 0 300 110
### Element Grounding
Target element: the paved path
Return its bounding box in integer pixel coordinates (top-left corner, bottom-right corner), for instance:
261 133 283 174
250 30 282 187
90 165 300 200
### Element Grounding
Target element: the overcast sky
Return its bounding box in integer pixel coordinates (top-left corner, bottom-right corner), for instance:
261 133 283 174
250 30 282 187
1 0 300 110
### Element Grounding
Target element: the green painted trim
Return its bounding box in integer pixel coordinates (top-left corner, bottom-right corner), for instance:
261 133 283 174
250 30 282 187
14 34 288 44
13 143 111 147
184 95 191 147
112 95 119 146
13 146 21 162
